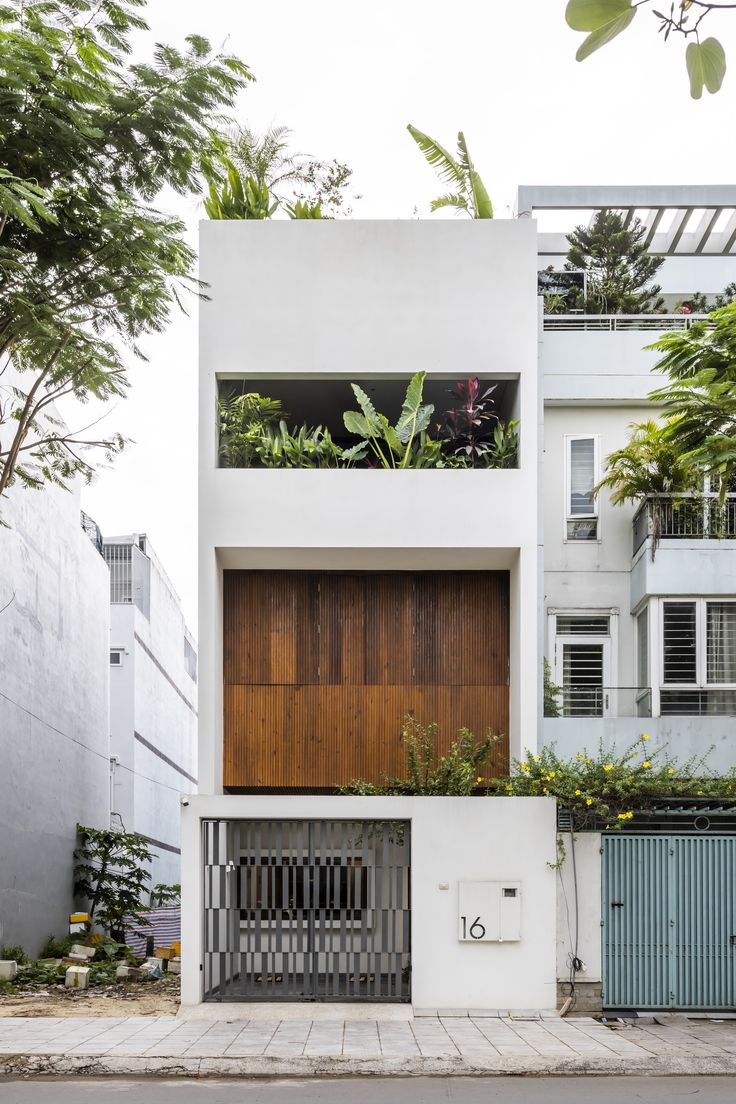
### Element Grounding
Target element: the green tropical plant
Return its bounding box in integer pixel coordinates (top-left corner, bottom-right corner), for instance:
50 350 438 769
343 715 503 796
74 825 154 942
343 371 435 468
218 392 284 467
483 419 519 469
150 883 181 907
565 1 729 98
203 160 278 220
494 735 736 830
649 303 736 494
256 421 344 468
543 659 562 718
595 419 699 505
0 943 27 963
566 210 664 314
407 125 493 219
287 199 324 220
0 0 251 504
228 124 353 216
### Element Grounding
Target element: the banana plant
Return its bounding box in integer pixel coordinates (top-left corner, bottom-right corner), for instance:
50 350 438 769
343 371 434 468
286 199 324 219
407 124 493 219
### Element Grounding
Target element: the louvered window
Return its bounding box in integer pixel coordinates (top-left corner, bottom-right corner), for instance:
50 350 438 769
660 599 736 716
566 435 599 541
554 612 611 717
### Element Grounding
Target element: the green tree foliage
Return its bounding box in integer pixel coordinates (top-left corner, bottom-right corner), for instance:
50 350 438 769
0 0 251 503
74 824 155 941
343 716 502 796
543 659 562 718
649 303 736 490
566 210 664 314
407 125 493 219
565 1 729 98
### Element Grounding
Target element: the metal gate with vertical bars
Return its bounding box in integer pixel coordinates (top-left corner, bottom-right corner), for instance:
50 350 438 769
603 834 736 1009
203 819 411 1002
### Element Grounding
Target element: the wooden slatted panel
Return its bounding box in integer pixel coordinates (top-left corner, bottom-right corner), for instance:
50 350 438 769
223 571 509 789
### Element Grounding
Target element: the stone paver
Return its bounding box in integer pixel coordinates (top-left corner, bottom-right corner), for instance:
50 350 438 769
2 1014 736 1076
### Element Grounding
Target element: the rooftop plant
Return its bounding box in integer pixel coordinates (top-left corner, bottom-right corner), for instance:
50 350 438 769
407 125 493 219
564 210 664 314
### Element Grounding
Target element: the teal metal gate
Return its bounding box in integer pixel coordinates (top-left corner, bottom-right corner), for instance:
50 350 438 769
602 835 736 1010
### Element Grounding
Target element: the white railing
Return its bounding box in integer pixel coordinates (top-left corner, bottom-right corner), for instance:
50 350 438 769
543 313 710 333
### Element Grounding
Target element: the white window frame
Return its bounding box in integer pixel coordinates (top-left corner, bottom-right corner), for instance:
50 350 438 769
547 608 618 717
563 434 600 543
658 597 736 692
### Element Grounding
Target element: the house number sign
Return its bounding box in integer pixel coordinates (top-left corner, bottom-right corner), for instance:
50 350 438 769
458 881 522 943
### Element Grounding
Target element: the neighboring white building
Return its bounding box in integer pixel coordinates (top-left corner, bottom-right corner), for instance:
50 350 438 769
0 478 110 955
103 534 198 889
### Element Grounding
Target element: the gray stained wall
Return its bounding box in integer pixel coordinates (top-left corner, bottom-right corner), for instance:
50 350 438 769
0 478 110 955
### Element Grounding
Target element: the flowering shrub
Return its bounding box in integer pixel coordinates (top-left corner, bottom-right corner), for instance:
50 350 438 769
489 735 736 829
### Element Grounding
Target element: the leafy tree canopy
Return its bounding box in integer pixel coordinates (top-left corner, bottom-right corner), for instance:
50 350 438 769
566 0 729 98
0 0 251 503
565 210 665 314
649 303 736 488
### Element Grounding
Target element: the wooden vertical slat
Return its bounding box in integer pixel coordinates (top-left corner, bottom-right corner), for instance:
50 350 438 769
223 571 510 788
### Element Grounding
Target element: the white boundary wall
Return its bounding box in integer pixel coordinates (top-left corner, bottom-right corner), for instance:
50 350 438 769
181 795 558 1013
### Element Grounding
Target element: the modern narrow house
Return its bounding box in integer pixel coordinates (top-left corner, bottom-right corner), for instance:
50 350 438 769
183 219 557 1012
182 191 736 1015
103 533 198 887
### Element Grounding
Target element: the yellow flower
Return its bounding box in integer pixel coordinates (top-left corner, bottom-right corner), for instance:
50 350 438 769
547 771 556 780
576 754 584 762
617 813 627 820
521 762 530 772
575 789 582 796
642 733 650 742
643 761 651 769
603 763 613 772
534 755 541 762
543 787 549 795
476 776 483 783
586 798 593 806
505 784 513 792
585 758 591 764
668 768 674 776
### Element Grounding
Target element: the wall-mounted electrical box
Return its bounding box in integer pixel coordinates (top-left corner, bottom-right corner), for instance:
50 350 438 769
458 881 521 942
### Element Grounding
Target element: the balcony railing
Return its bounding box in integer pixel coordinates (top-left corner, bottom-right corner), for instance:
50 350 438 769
632 494 736 555
547 687 651 719
543 313 710 332
660 688 736 716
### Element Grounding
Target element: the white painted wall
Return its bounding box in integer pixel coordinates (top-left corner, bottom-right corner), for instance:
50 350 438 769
199 220 540 794
0 478 110 954
107 536 198 889
555 832 602 984
180 795 558 1012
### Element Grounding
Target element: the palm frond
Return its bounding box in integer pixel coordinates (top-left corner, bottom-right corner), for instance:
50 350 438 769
407 124 465 186
430 193 469 214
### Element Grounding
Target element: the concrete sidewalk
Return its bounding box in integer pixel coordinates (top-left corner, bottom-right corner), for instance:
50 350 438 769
2 1014 736 1077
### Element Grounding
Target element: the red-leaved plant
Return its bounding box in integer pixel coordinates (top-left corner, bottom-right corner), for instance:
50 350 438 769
443 378 498 460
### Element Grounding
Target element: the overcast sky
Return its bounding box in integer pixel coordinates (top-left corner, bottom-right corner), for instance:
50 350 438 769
78 0 736 631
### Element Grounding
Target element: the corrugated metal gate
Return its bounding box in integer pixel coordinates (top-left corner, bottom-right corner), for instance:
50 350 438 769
602 835 736 1009
203 819 411 1002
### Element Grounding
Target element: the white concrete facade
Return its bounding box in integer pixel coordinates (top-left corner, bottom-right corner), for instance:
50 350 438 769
0 478 110 954
105 535 198 888
181 795 558 1012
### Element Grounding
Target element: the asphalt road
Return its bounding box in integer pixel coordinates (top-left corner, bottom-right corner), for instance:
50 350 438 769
0 1079 734 1103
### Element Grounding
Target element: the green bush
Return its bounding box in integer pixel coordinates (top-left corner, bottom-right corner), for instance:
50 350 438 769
0 944 27 964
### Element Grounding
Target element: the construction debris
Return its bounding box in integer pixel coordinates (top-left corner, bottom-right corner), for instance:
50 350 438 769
64 966 90 990
0 961 17 981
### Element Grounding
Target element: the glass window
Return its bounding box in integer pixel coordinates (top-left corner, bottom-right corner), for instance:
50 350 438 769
707 602 736 684
562 642 604 717
566 436 598 540
637 608 648 688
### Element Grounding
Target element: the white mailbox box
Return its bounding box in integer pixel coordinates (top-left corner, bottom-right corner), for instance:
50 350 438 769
458 880 521 942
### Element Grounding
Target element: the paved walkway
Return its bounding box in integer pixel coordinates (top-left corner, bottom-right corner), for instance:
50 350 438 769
2 1014 736 1076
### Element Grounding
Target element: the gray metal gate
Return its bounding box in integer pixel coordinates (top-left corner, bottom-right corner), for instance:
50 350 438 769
203 819 411 1002
603 834 736 1009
